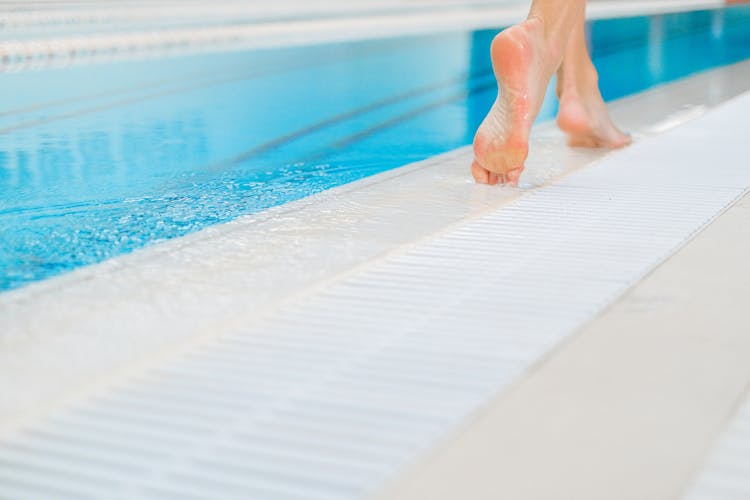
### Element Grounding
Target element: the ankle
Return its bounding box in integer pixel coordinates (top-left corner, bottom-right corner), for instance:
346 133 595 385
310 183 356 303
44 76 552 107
525 16 566 71
558 60 598 99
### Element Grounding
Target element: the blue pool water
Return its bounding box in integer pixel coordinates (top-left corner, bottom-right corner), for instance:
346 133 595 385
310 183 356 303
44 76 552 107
2 7 750 292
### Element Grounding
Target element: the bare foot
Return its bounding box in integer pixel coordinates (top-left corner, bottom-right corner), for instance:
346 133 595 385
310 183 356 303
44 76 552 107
472 18 559 186
556 67 631 148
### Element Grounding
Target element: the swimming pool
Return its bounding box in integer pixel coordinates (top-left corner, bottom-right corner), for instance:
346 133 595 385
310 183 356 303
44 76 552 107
2 6 749 292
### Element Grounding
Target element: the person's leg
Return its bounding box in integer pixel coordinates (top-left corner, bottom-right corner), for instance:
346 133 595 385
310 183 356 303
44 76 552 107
555 13 631 148
472 0 585 185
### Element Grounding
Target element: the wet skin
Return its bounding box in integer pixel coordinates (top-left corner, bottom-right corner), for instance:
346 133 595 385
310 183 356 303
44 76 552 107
472 15 631 186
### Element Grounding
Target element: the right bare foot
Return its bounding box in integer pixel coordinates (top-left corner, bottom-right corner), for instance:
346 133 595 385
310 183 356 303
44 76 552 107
472 18 560 186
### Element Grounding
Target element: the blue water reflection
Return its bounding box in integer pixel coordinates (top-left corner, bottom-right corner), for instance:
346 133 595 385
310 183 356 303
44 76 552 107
1 6 749 291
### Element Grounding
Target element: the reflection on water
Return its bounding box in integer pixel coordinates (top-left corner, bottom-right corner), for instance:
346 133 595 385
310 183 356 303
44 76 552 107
1 7 749 291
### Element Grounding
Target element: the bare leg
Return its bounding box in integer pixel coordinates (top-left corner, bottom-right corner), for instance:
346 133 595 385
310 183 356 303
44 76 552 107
556 13 631 148
472 0 584 185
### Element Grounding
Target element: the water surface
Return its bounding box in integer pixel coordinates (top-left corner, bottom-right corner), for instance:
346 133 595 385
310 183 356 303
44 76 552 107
2 7 750 291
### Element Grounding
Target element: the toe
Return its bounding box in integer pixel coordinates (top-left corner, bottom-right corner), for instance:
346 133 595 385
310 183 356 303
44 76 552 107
505 167 523 186
471 160 490 184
